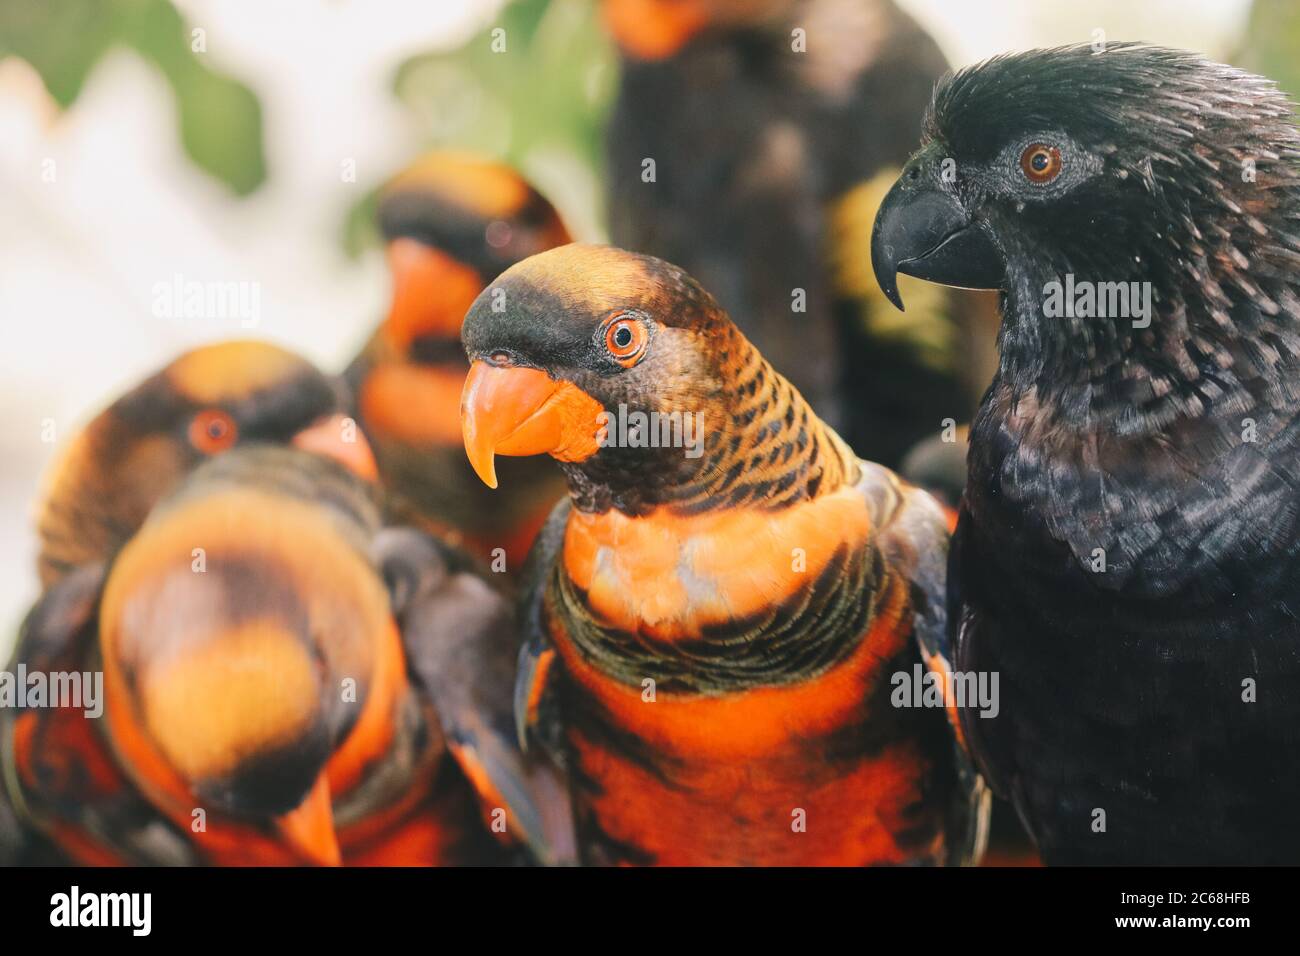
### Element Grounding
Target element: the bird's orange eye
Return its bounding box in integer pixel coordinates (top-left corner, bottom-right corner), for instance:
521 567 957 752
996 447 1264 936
1020 143 1062 184
603 315 649 367
189 410 238 455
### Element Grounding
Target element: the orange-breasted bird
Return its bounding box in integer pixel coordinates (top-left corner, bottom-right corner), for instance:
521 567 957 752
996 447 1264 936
35 339 377 589
345 153 572 570
3 445 574 866
459 244 988 865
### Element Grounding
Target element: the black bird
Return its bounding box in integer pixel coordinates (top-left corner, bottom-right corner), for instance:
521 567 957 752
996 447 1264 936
872 43 1300 864
603 0 995 467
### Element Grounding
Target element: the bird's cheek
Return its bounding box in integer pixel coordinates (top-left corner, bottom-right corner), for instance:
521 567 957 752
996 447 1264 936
460 361 604 488
358 363 469 448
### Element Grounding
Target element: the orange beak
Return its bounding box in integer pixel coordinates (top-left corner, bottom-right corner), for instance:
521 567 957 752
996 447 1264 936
602 0 712 61
385 239 484 349
274 775 342 867
460 361 604 488
292 413 380 482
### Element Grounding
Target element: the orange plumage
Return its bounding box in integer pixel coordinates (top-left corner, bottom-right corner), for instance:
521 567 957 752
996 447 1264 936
460 245 988 865
345 152 573 571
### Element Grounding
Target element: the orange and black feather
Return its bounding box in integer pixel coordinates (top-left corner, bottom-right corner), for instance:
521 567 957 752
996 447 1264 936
2 562 197 865
344 153 571 568
7 447 560 865
36 340 345 588
465 245 988 865
518 467 986 865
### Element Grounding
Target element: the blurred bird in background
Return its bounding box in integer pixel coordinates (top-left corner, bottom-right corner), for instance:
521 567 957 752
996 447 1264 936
601 0 998 472
5 347 574 866
9 449 489 865
460 244 987 865
345 153 573 571
872 43 1300 864
35 340 376 589
7 340 376 864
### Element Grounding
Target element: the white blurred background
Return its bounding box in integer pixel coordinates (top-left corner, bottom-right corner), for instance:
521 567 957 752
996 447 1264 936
0 0 1266 648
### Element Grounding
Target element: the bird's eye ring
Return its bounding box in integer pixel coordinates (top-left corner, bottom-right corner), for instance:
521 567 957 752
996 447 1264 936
602 314 649 367
1020 143 1062 184
189 409 238 455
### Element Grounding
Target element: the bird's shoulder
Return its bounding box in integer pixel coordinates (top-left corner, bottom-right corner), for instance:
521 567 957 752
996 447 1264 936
853 458 950 636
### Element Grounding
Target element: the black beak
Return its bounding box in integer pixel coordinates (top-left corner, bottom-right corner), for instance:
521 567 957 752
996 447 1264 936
871 165 1005 311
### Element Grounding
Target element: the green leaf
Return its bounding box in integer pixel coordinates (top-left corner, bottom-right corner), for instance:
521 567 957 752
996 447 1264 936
0 0 267 195
1237 0 1300 108
342 184 383 260
342 0 618 255
0 0 116 106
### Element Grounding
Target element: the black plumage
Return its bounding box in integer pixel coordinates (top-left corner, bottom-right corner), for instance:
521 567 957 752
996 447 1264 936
872 43 1300 864
605 0 990 466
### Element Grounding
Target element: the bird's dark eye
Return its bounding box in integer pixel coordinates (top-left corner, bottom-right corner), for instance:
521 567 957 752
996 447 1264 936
1020 143 1062 184
602 314 649 368
188 409 238 455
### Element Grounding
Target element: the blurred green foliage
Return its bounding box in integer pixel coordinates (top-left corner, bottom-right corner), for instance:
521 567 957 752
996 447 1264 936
0 0 266 195
1237 0 1300 108
343 0 618 256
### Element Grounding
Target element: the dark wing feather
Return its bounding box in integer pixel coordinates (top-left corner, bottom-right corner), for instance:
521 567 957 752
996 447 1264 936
375 526 576 865
513 498 571 765
949 505 1019 806
871 467 990 865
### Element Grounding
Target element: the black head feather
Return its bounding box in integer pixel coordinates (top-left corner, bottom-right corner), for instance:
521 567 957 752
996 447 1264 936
924 43 1300 420
377 156 569 281
879 45 1300 595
